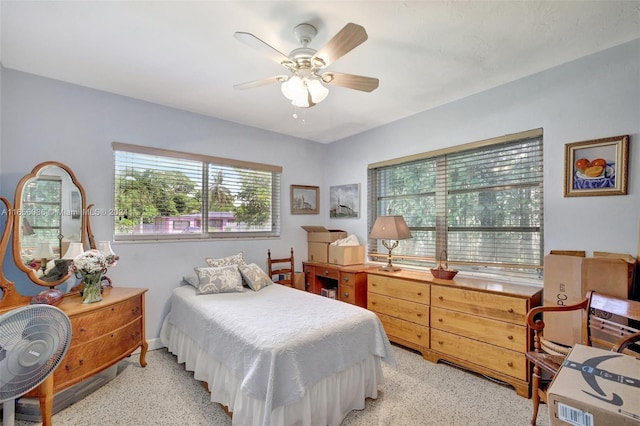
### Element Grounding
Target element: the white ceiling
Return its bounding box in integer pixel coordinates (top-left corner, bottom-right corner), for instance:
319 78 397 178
1 1 639 144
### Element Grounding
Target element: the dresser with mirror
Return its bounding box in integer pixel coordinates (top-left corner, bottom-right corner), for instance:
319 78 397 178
0 161 147 426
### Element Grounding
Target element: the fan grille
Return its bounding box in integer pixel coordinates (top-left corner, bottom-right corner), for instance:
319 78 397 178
0 305 72 402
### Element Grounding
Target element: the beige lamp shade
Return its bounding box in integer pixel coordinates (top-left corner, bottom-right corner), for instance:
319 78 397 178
369 216 412 241
33 242 54 260
369 216 412 271
62 242 85 259
97 241 116 256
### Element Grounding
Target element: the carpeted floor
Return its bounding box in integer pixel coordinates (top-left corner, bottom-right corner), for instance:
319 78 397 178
12 344 549 425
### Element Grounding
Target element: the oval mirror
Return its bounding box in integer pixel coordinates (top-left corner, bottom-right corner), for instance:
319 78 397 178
12 161 89 287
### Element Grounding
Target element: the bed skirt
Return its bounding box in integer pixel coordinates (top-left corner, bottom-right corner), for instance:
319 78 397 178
160 316 385 426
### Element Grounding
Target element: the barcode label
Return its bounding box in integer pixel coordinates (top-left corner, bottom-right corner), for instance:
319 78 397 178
558 402 594 426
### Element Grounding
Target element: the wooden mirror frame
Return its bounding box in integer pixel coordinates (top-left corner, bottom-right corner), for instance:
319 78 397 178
12 161 91 287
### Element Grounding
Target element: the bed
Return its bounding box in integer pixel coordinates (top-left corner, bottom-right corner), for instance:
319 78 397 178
160 280 395 426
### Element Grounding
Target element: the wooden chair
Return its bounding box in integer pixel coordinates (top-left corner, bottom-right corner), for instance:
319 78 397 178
267 248 294 287
525 291 640 425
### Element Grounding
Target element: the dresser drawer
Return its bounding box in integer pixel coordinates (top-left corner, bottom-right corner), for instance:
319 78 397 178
368 293 429 326
431 329 527 380
431 285 528 325
69 296 142 347
368 275 430 304
316 267 339 280
54 319 143 390
431 307 526 352
376 312 429 348
339 283 355 304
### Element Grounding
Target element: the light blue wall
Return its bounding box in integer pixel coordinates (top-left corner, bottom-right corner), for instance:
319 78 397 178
1 39 639 341
0 69 326 338
328 38 640 257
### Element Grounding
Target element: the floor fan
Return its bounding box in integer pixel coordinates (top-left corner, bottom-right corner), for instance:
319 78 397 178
0 304 72 426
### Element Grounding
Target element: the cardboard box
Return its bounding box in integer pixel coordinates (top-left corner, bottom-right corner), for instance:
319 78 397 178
302 226 348 262
293 272 305 291
328 245 365 265
547 344 640 426
321 288 336 299
302 226 347 243
543 252 635 346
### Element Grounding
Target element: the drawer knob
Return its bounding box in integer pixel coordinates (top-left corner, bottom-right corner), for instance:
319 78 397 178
416 313 422 317
438 340 444 345
343 292 349 297
417 334 422 338
438 296 443 301
507 335 514 340
342 277 349 282
438 318 443 322
371 283 377 286
80 327 87 332
324 270 329 275
417 292 422 296
508 308 514 313
371 302 376 305
507 362 513 367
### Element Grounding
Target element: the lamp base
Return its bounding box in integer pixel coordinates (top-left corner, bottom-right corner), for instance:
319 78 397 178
378 264 401 272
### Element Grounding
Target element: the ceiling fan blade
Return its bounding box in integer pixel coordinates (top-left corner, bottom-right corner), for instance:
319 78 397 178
321 72 379 92
234 32 294 67
312 23 368 68
233 75 288 90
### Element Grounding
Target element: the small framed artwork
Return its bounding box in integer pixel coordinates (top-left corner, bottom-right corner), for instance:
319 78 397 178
564 135 629 197
291 185 319 214
330 183 360 218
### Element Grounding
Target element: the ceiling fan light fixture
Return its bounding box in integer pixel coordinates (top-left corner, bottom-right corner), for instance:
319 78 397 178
281 75 328 108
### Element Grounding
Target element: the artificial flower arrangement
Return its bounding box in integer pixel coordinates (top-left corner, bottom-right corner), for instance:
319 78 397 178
68 249 119 276
68 249 119 303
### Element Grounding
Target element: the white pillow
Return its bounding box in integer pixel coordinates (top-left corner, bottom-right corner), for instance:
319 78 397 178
194 265 244 294
238 263 273 292
205 252 246 268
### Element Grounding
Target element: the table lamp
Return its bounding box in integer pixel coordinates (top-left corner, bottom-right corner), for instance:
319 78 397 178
369 215 412 272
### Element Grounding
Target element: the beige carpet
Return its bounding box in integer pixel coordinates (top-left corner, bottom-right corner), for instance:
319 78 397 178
13 344 549 425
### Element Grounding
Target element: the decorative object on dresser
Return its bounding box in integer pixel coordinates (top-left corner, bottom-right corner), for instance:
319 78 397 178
303 261 371 308
430 249 458 280
68 248 118 303
0 304 71 426
369 215 412 271
525 291 640 426
267 248 294 287
367 269 542 397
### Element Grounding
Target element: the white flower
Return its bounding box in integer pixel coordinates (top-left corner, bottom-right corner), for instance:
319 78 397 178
69 250 117 275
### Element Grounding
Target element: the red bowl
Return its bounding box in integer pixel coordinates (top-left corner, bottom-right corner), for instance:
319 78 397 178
430 268 458 280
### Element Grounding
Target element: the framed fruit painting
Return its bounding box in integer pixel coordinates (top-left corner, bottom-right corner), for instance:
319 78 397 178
564 135 629 197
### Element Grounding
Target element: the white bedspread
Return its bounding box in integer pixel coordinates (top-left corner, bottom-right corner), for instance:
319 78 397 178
162 284 395 423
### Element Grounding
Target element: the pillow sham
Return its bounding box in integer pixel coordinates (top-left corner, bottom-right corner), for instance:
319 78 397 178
205 252 246 268
194 264 244 295
238 263 273 292
182 273 200 288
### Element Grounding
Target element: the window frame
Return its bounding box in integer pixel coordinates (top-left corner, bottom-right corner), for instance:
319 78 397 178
112 142 282 242
367 128 544 279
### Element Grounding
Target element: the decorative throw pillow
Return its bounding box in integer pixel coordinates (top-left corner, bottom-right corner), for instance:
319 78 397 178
205 252 246 268
182 273 199 288
194 265 244 295
238 263 273 292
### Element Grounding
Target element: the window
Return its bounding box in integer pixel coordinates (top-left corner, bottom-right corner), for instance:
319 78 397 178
113 142 282 241
368 129 543 278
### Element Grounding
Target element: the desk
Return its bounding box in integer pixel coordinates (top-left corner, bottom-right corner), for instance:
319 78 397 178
302 261 373 308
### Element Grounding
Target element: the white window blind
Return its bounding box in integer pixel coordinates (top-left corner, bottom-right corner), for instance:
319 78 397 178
368 129 544 278
112 142 282 241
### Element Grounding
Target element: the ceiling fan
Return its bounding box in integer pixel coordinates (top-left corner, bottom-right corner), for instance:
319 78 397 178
233 22 379 108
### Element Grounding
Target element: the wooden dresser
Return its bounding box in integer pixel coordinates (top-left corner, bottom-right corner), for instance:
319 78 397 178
302 261 373 308
367 269 541 397
25 286 148 426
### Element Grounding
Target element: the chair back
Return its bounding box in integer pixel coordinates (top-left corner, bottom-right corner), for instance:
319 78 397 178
267 248 294 287
586 291 640 356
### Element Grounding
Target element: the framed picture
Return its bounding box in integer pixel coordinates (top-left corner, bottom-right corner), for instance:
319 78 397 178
290 185 319 214
564 135 629 197
330 183 360 218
